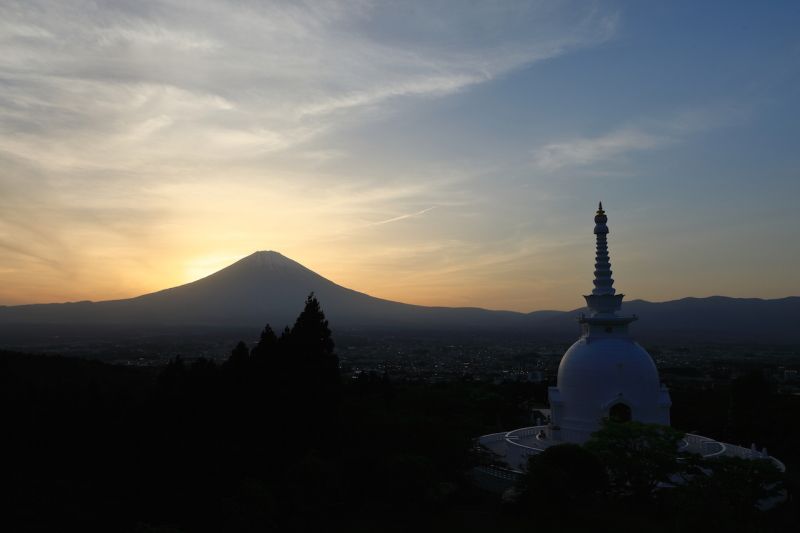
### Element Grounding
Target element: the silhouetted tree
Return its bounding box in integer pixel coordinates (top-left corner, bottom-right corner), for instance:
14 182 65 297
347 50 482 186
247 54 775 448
517 443 608 509
280 293 341 452
286 293 336 371
223 341 250 374
250 324 278 363
665 454 787 529
583 418 700 501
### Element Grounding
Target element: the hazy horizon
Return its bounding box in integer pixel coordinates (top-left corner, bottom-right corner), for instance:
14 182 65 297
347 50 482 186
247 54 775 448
3 249 798 316
2 1 799 312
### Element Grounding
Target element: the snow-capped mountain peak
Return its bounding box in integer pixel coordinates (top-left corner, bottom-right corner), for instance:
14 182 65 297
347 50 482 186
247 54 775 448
240 251 309 273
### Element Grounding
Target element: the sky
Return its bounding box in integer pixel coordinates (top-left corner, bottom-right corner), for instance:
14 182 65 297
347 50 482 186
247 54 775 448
1 0 799 312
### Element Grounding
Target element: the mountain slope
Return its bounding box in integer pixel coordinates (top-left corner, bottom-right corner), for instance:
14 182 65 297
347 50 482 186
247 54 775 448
1 251 798 341
0 251 526 329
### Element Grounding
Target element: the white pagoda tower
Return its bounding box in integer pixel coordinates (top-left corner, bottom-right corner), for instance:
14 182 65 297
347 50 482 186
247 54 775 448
473 204 785 492
546 203 671 444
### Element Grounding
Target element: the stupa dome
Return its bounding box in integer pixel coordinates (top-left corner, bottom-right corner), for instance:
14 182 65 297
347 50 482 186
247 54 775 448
552 337 669 444
546 203 670 444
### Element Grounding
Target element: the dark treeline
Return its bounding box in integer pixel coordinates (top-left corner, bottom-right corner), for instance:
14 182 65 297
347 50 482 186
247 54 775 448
3 295 800 532
2 294 543 532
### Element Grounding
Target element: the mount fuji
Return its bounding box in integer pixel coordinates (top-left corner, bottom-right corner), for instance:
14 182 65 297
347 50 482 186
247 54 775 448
2 251 798 341
0 251 533 330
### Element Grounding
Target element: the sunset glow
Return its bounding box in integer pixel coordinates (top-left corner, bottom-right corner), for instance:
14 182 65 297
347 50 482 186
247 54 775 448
2 1 799 312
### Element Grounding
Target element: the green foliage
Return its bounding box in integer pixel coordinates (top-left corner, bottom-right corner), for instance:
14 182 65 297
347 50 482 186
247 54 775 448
664 455 787 528
516 443 608 509
583 418 701 500
509 419 793 530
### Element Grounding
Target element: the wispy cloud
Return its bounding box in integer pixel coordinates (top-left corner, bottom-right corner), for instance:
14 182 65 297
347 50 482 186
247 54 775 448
532 100 757 173
0 0 618 166
533 129 665 172
364 206 438 227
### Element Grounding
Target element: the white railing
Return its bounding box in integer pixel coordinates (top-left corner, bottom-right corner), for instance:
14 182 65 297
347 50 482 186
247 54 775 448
505 429 543 471
702 440 727 457
726 444 755 459
477 432 508 445
504 426 556 455
723 444 785 471
683 435 784 471
506 427 540 438
769 457 787 472
682 433 723 455
476 428 787 494
504 442 540 472
473 465 520 481
471 465 521 494
702 440 726 456
684 434 707 443
684 433 713 445
505 439 540 456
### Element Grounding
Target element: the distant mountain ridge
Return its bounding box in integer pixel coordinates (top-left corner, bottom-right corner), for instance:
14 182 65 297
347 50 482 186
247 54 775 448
0 251 524 330
1 251 798 342
520 296 800 342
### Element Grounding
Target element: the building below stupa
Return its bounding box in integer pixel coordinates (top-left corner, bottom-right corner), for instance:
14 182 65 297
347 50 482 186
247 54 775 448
474 204 785 493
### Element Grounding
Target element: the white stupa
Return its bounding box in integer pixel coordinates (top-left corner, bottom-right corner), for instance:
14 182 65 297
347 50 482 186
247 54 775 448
473 204 785 493
547 202 671 444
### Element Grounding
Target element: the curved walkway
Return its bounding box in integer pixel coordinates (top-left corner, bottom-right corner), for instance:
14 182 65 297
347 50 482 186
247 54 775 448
478 427 785 473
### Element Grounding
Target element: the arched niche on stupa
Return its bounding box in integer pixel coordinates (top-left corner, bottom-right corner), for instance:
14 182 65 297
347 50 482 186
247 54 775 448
609 402 632 422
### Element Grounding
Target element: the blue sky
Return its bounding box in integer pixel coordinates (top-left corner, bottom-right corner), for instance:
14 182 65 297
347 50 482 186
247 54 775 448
1 0 798 311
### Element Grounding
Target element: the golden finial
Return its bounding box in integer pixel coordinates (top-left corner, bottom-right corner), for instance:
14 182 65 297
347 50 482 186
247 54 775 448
596 202 605 215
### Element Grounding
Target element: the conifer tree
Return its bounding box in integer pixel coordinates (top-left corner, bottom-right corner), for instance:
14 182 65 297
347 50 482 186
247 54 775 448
223 340 250 374
288 292 336 376
251 324 278 360
283 294 339 393
283 293 341 453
